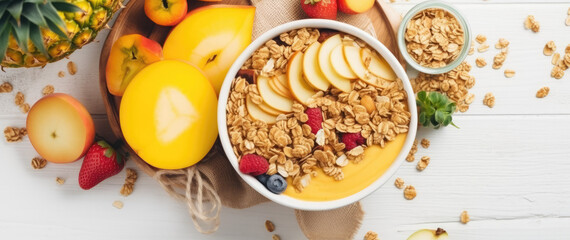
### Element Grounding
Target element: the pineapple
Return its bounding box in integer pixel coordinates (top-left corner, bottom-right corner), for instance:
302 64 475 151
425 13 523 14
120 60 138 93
0 0 124 68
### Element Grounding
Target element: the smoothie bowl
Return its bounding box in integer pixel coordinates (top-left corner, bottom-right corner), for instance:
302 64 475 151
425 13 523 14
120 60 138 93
217 19 418 211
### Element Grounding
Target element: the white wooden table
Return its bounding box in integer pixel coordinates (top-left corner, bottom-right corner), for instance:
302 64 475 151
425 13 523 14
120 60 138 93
1 0 569 239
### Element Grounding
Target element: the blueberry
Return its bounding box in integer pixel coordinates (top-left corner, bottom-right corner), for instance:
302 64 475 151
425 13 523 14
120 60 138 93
266 174 287 194
255 174 270 185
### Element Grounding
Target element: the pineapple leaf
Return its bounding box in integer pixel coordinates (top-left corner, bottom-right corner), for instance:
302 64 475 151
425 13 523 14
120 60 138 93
51 1 83 13
45 17 67 39
38 2 68 37
7 1 24 25
29 24 49 57
22 3 47 27
0 18 11 62
10 18 30 53
0 1 10 17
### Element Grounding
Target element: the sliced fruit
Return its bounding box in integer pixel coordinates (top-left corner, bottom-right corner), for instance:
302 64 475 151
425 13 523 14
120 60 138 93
330 44 357 79
257 75 294 112
246 96 278 124
344 45 383 87
407 228 449 240
287 51 318 105
318 34 352 92
144 0 188 26
258 101 285 116
163 5 256 94
338 0 375 14
275 73 289 87
268 75 293 99
361 47 397 81
303 42 330 91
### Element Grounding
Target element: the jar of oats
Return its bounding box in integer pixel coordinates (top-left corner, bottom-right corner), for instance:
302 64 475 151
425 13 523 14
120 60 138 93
397 0 471 74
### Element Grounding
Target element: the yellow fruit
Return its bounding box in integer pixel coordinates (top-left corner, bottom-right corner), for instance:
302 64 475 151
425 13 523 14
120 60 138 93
120 60 218 169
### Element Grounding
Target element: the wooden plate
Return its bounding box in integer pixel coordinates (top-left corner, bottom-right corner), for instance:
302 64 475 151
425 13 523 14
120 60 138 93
98 0 403 177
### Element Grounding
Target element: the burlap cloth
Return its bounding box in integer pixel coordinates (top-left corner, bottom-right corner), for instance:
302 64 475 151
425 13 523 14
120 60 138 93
153 1 381 239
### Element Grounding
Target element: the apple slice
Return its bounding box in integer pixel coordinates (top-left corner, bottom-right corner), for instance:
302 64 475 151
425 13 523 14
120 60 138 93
344 45 383 87
318 34 352 93
361 47 397 81
258 101 285 116
407 228 449 240
303 42 330 91
268 75 293 99
246 96 278 124
330 44 357 79
257 75 293 113
287 51 318 105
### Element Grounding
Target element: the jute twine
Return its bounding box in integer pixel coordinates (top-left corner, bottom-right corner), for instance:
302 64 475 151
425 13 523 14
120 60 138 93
147 0 384 238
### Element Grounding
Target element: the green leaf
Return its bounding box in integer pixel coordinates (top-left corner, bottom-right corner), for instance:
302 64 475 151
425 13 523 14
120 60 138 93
38 2 67 34
419 111 427 126
45 17 68 39
442 115 452 126
425 105 435 116
7 1 24 25
51 1 83 13
0 20 11 61
97 140 111 149
417 91 427 102
10 18 30 53
428 91 439 105
22 3 47 27
430 115 439 127
29 24 49 57
0 1 10 17
434 110 444 124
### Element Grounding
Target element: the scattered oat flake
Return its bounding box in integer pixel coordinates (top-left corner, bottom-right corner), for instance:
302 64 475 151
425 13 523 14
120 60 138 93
42 85 54 96
552 53 561 65
394 177 405 189
265 220 275 232
468 45 474 55
495 38 510 49
404 185 417 200
483 93 495 108
566 16 570 26
475 57 486 68
477 43 489 53
20 103 30 114
536 87 550 98
417 156 430 171
551 66 565 79
67 61 77 75
4 126 27 142
58 71 65 78
460 210 470 224
420 138 430 148
504 69 515 78
475 34 487 44
524 15 540 32
14 91 24 106
272 234 281 240
31 157 47 169
364 231 380 240
0 82 13 93
56 177 65 185
113 200 124 209
543 41 556 56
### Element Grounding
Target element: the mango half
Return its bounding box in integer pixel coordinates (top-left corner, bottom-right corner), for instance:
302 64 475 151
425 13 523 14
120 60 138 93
120 60 218 169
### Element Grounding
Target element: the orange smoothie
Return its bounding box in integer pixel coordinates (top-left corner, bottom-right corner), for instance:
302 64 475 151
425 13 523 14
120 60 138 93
283 134 407 201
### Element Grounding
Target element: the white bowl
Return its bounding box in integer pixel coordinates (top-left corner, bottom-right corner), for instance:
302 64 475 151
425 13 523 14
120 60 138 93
217 19 418 211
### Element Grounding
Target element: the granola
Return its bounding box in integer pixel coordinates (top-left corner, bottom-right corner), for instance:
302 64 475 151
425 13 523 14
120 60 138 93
42 85 54 96
417 156 430 171
536 87 550 98
0 82 13 93
543 41 556 56
227 28 411 193
56 177 65 185
394 177 405 189
460 210 470 224
420 138 430 148
404 8 465 68
475 34 486 44
121 168 138 196
265 220 275 232
475 57 486 68
4 126 27 142
492 48 508 69
364 231 380 240
31 157 47 169
483 93 495 108
67 61 77 75
405 140 418 162
495 38 509 49
404 185 416 200
524 15 540 32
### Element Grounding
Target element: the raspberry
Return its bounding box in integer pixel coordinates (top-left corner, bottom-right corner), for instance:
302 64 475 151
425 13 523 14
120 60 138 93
239 154 269 176
342 133 365 151
305 108 323 134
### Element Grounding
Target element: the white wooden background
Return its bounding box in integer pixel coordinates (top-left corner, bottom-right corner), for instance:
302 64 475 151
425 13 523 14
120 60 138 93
1 0 569 239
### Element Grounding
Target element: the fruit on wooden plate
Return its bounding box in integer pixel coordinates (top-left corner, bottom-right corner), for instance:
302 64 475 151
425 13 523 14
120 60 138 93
163 5 256 94
144 0 187 26
0 0 122 68
407 228 449 240
303 42 330 91
78 140 125 190
330 44 357 79
287 51 318 105
318 34 352 92
106 34 163 96
257 75 294 113
246 96 278 124
120 60 217 169
26 93 95 163
300 0 337 20
338 0 375 14
360 47 396 80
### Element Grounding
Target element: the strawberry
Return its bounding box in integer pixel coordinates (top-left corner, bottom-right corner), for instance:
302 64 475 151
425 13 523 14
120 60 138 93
342 132 365 151
301 0 337 20
305 108 323 134
79 140 125 190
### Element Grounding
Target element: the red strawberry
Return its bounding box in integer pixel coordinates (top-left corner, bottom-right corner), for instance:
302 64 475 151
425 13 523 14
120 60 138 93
342 132 365 151
79 140 125 190
239 154 269 176
301 0 337 20
305 108 323 134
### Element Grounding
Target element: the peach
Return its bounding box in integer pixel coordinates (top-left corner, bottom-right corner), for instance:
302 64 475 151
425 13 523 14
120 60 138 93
144 0 188 26
120 60 218 170
26 93 95 163
163 5 256 94
338 0 375 14
106 34 163 96
287 51 318 105
318 34 352 93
